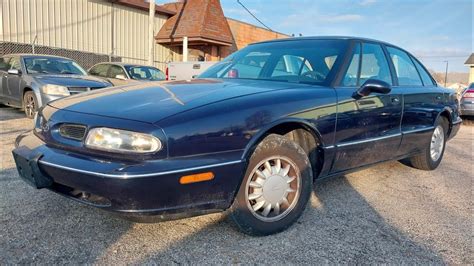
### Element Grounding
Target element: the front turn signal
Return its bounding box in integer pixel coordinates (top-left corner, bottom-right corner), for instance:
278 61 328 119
180 172 214 184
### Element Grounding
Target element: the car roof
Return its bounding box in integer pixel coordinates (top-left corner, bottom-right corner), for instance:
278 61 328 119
251 36 421 62
253 36 398 47
92 62 157 68
2 53 74 60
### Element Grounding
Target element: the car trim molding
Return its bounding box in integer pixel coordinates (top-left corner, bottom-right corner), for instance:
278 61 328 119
39 160 243 179
402 127 435 134
336 133 401 147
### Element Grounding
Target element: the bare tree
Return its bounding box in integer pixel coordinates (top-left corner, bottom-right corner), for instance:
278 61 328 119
428 69 445 84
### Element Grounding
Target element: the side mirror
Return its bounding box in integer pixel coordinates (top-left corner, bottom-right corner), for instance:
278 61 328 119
7 69 21 75
115 74 127 80
354 79 391 98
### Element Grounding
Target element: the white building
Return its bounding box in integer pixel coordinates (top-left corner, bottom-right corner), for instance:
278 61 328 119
465 53 474 84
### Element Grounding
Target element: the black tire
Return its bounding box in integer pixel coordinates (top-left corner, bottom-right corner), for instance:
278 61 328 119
23 91 38 119
408 116 449 170
229 134 313 236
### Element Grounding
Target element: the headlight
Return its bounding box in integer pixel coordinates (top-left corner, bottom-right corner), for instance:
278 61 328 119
41 84 70 96
85 127 162 153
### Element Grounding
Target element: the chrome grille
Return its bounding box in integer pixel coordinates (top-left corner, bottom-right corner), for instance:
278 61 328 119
68 87 89 95
59 124 87 140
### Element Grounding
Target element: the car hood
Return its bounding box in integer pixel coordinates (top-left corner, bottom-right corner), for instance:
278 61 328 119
48 79 301 123
34 74 111 87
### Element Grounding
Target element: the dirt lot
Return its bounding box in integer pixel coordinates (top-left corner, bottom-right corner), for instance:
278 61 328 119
1 106 472 264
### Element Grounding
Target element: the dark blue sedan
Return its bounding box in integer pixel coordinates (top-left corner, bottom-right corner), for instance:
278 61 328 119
12 37 462 235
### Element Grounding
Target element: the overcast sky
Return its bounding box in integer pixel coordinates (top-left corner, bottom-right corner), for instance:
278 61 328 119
219 0 472 72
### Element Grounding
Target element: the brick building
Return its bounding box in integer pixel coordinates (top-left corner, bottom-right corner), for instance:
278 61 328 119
156 0 288 62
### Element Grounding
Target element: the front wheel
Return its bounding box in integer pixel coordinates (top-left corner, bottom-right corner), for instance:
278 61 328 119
407 117 448 170
229 134 313 236
23 91 38 119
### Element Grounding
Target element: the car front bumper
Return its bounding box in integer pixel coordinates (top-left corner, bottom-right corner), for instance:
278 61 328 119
12 131 245 221
460 99 474 116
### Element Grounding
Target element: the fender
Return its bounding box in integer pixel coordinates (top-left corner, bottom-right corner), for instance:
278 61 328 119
435 106 454 136
241 117 327 161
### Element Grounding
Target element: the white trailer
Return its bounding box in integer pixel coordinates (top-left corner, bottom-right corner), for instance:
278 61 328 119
166 61 216 81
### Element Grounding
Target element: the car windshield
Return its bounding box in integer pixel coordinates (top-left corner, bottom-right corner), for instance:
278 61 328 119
24 57 86 75
125 66 165 81
199 39 347 85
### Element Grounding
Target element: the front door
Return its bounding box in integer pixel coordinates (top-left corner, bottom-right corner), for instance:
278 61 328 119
331 42 402 173
0 56 11 99
6 57 23 104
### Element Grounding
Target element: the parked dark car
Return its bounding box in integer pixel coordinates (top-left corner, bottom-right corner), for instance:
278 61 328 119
88 62 166 86
460 83 474 116
12 37 462 235
0 54 111 118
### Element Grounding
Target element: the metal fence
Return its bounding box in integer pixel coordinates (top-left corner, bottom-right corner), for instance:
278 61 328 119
0 41 122 69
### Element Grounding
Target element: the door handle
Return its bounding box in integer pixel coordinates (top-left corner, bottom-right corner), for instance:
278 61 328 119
435 95 442 100
391 97 400 104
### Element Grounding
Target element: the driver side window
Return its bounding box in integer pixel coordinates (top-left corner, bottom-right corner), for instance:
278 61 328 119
0 57 12 71
342 43 392 86
89 64 110 77
108 65 126 79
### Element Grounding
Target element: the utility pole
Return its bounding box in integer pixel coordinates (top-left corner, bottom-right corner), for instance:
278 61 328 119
444 60 449 87
148 0 155 66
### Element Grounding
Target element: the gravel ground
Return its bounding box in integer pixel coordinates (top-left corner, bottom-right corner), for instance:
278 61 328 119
0 106 472 264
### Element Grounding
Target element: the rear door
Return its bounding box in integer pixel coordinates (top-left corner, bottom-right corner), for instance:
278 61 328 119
331 41 402 173
385 46 443 156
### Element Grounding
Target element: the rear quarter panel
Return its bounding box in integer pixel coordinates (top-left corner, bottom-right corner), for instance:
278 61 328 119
397 85 459 156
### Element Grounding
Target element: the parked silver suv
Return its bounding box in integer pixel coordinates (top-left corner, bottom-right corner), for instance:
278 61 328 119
0 54 111 118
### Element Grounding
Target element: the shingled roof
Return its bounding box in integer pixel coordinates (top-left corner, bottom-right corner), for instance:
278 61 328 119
155 0 234 46
465 53 474 65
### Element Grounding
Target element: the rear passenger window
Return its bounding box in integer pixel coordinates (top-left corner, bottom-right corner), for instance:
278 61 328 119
412 58 435 86
387 47 423 86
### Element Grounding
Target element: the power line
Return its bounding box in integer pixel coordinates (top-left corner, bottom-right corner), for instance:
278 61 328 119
236 0 273 32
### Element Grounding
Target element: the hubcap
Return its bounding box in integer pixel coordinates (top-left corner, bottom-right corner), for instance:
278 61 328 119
430 125 444 161
245 156 300 222
25 95 35 117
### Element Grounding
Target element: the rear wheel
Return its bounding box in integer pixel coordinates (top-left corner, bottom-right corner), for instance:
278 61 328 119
229 134 312 236
23 91 38 119
408 117 448 170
